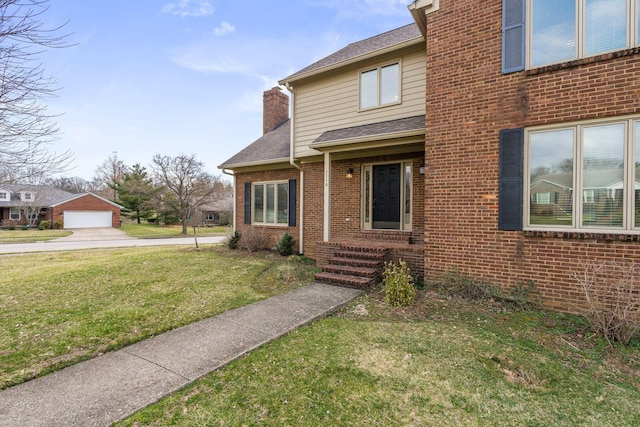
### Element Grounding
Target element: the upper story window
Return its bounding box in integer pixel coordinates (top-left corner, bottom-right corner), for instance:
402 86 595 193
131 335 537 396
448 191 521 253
20 191 34 202
359 62 400 110
524 116 640 232
252 181 289 225
0 190 8 201
502 0 640 72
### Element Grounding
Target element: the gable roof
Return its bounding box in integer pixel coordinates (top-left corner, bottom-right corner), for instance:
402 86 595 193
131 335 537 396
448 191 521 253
279 24 423 85
218 119 291 169
50 192 124 209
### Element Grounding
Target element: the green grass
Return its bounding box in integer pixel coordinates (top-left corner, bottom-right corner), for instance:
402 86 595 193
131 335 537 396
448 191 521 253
0 228 72 243
118 289 640 427
0 247 319 389
120 222 229 238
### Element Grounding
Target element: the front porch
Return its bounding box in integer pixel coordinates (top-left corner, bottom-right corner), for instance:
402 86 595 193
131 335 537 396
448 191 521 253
314 231 424 289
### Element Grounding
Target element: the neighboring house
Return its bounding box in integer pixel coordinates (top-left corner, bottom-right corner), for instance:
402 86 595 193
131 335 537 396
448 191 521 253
199 196 233 226
220 0 640 311
0 184 123 228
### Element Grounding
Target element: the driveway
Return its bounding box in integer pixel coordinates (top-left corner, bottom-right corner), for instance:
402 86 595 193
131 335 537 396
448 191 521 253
55 228 131 241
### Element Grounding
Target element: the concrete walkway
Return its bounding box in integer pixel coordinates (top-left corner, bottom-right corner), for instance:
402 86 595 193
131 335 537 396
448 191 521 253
0 283 362 427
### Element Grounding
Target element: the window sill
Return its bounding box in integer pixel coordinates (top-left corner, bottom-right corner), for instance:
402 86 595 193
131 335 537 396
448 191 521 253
525 46 640 76
523 229 640 242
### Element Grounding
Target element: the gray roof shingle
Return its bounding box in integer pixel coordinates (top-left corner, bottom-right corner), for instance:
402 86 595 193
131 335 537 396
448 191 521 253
0 184 75 207
280 24 422 83
218 120 291 168
313 115 425 145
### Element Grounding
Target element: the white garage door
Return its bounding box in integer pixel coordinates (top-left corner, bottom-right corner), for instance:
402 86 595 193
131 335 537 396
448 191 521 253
64 211 112 229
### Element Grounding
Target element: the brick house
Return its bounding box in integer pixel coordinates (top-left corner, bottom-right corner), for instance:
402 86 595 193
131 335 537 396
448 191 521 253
221 0 640 311
0 184 123 228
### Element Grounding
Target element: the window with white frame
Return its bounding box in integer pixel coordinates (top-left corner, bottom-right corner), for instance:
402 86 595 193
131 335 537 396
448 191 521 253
21 191 34 202
525 117 640 231
0 191 8 201
502 0 640 72
530 0 639 68
9 208 20 220
252 181 289 225
359 62 400 110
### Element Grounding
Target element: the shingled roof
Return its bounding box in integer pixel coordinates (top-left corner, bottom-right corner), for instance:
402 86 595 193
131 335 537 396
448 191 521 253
280 23 422 84
313 115 425 146
0 184 75 207
218 119 291 169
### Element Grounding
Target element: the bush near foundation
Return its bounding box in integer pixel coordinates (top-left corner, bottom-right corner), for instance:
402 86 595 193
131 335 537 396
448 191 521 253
383 259 416 307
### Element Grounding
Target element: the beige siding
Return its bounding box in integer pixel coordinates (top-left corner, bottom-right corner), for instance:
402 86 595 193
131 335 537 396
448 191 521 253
293 46 426 159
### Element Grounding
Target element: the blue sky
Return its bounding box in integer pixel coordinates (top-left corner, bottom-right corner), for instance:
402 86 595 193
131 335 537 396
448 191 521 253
37 0 414 181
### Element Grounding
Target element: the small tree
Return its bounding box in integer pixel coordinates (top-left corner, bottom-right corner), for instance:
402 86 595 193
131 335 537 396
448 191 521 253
115 164 158 224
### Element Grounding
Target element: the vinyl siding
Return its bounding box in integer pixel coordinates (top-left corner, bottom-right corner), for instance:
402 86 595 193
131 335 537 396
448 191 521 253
293 45 426 158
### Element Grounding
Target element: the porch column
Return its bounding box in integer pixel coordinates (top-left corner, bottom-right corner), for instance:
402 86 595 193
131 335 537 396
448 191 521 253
323 152 331 241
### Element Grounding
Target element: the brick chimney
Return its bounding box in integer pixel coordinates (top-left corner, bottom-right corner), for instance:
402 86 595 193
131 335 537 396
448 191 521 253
263 87 289 135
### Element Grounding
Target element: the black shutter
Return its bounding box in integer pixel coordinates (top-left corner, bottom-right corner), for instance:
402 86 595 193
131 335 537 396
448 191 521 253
502 0 525 73
288 179 296 227
499 128 524 231
244 182 251 224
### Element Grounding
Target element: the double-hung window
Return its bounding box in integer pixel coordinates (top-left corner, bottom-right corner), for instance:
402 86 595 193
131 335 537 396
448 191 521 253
252 181 289 225
359 62 400 110
503 0 640 71
525 117 640 231
9 208 20 220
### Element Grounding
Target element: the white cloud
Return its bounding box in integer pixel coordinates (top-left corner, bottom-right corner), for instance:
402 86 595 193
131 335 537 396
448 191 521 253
214 21 235 36
161 0 214 18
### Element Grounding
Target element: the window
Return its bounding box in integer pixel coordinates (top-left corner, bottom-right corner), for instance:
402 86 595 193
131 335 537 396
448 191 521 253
503 0 640 71
252 181 289 225
525 117 640 231
359 62 400 109
10 208 20 220
0 191 8 201
21 192 34 202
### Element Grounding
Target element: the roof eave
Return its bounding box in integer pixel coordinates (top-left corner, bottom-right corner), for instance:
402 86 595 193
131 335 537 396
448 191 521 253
279 36 424 86
217 157 292 170
408 0 440 38
312 129 425 151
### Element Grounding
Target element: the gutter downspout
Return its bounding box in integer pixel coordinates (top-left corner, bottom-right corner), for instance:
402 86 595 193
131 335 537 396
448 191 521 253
221 168 236 232
285 83 304 255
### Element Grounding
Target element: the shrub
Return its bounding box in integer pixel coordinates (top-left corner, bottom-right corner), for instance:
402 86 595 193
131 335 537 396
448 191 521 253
383 259 416 307
275 232 295 256
21 225 29 230
432 270 540 310
240 227 271 252
573 260 640 346
225 231 241 250
38 220 51 230
53 217 64 229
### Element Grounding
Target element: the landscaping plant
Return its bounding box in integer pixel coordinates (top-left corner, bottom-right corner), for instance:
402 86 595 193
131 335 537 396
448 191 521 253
275 232 295 256
382 259 415 307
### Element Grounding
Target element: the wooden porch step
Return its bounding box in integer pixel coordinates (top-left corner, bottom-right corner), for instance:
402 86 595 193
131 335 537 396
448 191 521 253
315 272 375 290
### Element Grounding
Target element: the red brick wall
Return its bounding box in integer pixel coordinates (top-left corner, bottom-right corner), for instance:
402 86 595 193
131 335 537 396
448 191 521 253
263 88 289 135
234 168 301 253
302 162 324 258
54 194 121 228
424 1 640 311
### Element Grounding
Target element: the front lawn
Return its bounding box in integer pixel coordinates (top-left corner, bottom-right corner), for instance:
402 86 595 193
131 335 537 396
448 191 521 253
0 246 319 389
120 222 228 238
0 228 72 243
119 289 640 426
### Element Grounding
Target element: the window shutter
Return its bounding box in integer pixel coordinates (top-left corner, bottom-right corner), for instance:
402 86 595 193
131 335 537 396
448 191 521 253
288 179 296 227
244 182 251 225
499 128 524 231
502 0 525 73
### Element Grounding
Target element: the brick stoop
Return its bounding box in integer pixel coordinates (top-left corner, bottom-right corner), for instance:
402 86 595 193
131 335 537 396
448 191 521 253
315 245 389 289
